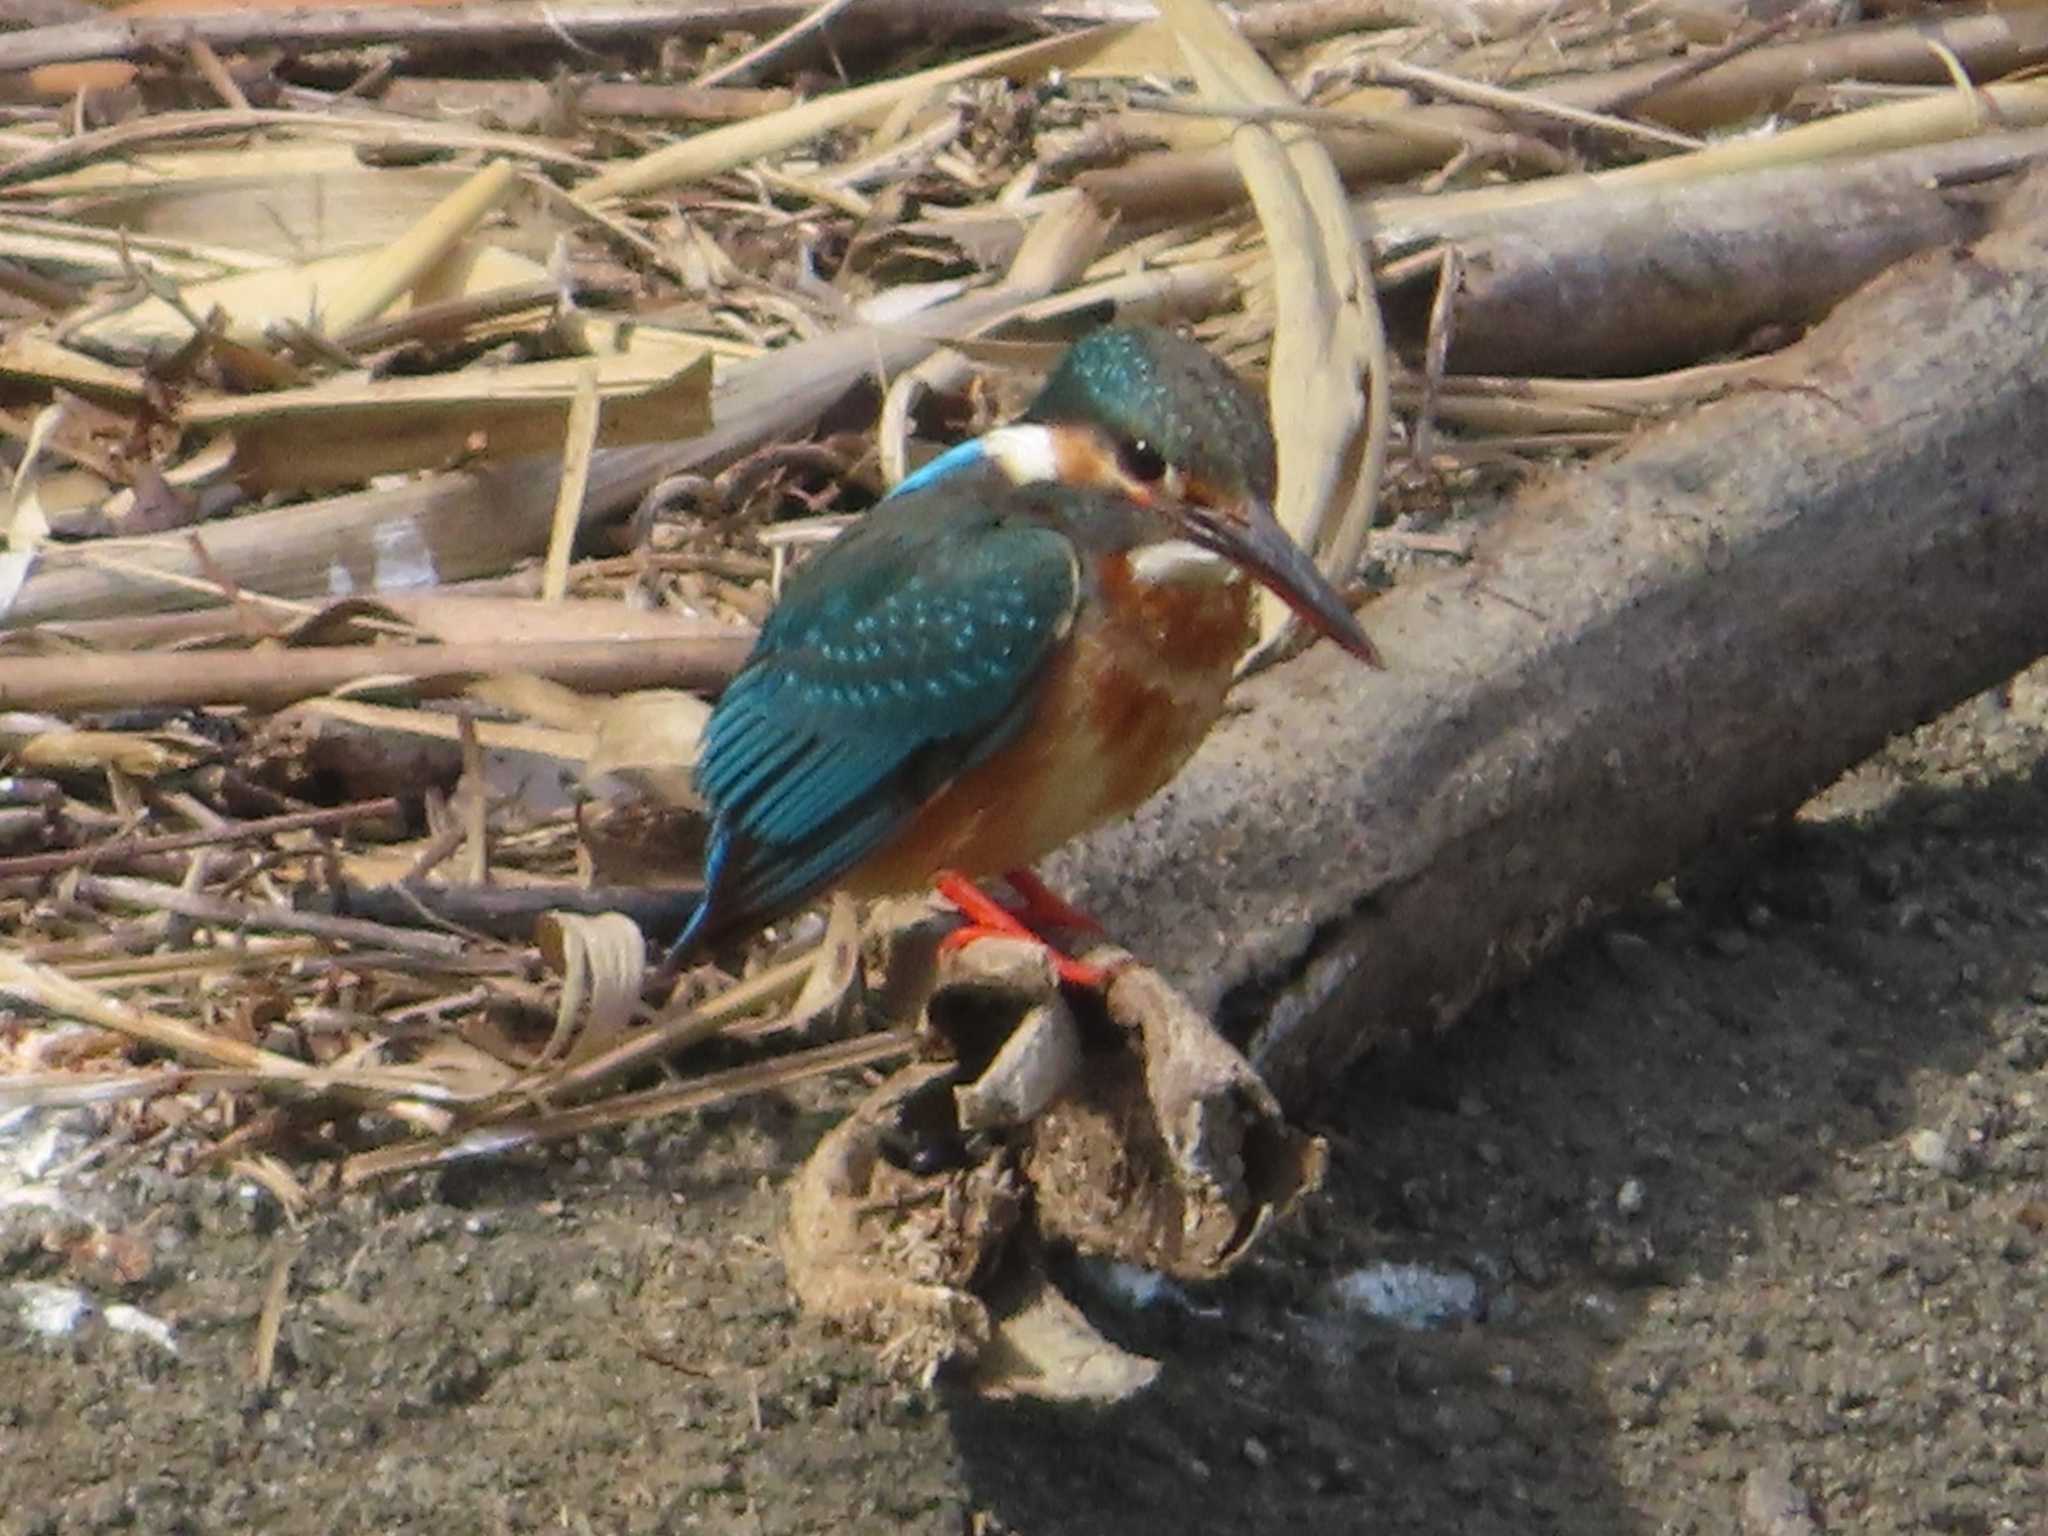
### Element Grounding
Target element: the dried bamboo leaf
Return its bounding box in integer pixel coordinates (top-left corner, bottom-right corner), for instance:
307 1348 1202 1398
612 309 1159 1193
9 726 204 778
74 241 550 359
533 911 647 1068
24 146 502 265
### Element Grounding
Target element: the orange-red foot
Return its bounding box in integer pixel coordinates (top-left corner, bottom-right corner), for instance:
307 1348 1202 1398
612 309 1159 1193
934 870 1110 990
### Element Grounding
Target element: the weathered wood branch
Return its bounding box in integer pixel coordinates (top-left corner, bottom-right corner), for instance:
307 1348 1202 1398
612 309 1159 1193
1053 170 2048 1111
0 0 1396 76
1378 131 2030 378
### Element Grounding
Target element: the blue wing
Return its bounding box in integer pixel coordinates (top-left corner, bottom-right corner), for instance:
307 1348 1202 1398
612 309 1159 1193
674 476 1079 952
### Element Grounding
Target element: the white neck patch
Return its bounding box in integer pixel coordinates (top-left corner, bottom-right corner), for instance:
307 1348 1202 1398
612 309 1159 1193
888 424 1065 501
1129 538 1235 587
975 423 1064 486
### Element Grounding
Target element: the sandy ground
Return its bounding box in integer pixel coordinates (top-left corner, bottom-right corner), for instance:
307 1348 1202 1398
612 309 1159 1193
6 663 2048 1536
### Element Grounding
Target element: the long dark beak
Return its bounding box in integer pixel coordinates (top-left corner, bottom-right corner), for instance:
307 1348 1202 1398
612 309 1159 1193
1183 498 1383 668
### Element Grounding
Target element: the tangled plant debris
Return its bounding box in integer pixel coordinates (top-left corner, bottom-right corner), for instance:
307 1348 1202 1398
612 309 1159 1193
3 0 2047 1393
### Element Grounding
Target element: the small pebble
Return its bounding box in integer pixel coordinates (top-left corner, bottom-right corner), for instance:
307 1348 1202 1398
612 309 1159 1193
1329 1263 1481 1331
1617 1178 1647 1218
1908 1129 1964 1177
1241 1435 1272 1470
1741 1461 1817 1536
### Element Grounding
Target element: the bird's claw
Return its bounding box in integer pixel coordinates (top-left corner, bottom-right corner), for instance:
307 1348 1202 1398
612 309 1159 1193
932 870 1121 989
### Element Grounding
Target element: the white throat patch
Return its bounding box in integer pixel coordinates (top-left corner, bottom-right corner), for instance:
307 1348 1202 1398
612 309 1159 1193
1128 538 1236 587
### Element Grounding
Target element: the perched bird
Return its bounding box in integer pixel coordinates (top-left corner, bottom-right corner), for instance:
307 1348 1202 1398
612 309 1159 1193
668 325 1380 983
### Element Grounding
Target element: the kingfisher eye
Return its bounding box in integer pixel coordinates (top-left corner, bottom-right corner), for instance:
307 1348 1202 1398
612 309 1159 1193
1116 437 1168 484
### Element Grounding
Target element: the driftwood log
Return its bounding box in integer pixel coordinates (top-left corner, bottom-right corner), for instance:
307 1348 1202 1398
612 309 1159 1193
1377 132 2034 378
1052 169 2048 1112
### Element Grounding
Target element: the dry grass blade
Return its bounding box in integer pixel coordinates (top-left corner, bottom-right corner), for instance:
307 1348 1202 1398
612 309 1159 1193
542 363 603 605
339 1032 914 1186
0 952 318 1079
250 1242 296 1390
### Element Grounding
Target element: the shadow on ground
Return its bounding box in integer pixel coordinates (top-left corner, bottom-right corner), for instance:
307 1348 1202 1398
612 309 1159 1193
951 737 2048 1536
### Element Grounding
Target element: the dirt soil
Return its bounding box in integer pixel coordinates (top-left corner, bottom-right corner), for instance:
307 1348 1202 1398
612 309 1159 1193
8 662 2048 1536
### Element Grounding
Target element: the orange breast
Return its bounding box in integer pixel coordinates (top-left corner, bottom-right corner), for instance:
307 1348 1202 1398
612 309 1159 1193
846 553 1255 895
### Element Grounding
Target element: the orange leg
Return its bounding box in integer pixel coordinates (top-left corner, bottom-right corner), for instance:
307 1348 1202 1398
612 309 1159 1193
934 870 1109 990
1000 867 1103 936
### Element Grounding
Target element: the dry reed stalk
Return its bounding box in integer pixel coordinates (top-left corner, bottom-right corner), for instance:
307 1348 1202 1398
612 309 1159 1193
0 637 752 712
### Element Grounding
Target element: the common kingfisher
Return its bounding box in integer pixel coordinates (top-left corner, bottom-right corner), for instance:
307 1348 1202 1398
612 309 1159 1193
667 325 1381 983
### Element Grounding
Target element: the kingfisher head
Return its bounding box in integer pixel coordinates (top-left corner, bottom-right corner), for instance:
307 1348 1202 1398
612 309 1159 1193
1014 324 1380 665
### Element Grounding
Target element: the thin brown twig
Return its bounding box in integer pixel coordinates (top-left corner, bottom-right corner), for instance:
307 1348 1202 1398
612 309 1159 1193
339 1031 914 1185
72 874 473 957
1362 56 1705 152
0 798 405 881
0 108 592 194
0 0 1145 75
1128 88 1567 170
1595 9 1809 116
690 0 865 89
185 37 249 112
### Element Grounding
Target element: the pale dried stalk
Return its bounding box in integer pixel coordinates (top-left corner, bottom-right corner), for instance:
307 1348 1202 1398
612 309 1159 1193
1160 0 1389 652
0 637 751 713
542 364 603 604
1371 78 2048 241
0 952 315 1078
317 159 516 336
